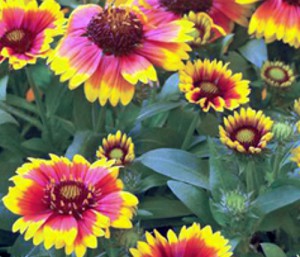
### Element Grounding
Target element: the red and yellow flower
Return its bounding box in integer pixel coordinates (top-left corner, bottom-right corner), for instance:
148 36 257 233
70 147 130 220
0 0 65 69
130 223 232 257
139 0 252 34
49 3 194 106
97 131 135 166
261 61 295 87
179 59 250 112
184 12 226 46
219 108 274 154
237 0 300 48
3 154 138 257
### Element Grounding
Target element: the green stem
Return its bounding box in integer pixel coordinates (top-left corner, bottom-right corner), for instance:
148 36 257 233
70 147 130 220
273 143 283 179
25 67 53 145
246 160 258 195
181 114 199 150
96 106 106 133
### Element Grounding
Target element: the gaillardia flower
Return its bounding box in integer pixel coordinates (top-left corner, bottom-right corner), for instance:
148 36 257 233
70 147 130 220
139 0 252 34
179 59 250 112
0 0 65 69
3 155 138 257
237 0 300 48
130 223 232 257
49 4 194 106
291 146 300 167
97 131 135 166
184 12 226 46
294 98 300 116
261 61 295 88
219 108 274 154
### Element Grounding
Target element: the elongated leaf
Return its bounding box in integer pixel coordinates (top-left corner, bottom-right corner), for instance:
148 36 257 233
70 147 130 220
253 186 300 215
0 109 18 126
138 148 209 189
137 102 182 122
0 75 9 101
168 180 216 224
261 243 287 257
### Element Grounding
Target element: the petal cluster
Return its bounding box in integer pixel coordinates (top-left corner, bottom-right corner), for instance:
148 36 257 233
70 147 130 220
179 59 250 112
130 223 232 257
0 0 65 69
97 131 135 166
3 155 138 257
219 108 274 154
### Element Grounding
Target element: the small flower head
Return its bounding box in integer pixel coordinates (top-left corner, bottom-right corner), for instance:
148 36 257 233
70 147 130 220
261 61 295 88
0 0 65 69
3 155 138 257
272 122 294 142
219 108 274 154
221 190 250 216
97 131 135 166
130 223 233 257
179 59 250 112
184 12 226 46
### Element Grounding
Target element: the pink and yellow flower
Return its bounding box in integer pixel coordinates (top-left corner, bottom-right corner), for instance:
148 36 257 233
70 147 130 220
179 59 250 112
130 223 232 257
0 0 65 69
49 3 194 106
3 154 138 257
237 0 300 48
97 131 135 166
139 0 252 34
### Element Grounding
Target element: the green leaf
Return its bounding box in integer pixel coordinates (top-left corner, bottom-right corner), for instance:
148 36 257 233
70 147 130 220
138 196 192 219
0 109 19 126
0 75 9 101
138 174 168 192
239 39 268 68
137 102 182 122
21 138 53 154
168 181 216 224
261 243 287 257
138 148 209 189
157 73 180 101
253 186 300 215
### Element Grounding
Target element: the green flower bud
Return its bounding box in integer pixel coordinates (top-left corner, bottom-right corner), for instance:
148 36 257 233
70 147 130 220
272 122 294 142
221 190 250 216
112 227 143 249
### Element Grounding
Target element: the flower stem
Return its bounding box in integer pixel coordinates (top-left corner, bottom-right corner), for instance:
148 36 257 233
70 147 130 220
96 105 106 133
25 67 53 146
273 143 283 179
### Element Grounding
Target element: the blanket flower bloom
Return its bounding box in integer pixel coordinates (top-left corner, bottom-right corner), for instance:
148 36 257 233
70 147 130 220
0 0 65 69
130 223 232 257
237 0 300 48
3 155 138 257
139 0 252 34
219 108 274 154
179 59 250 112
261 61 295 87
49 4 194 106
184 12 226 45
97 131 135 166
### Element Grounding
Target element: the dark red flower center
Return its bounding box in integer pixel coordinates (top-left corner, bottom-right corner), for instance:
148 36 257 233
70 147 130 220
283 0 300 6
44 181 101 219
231 126 261 150
0 29 33 54
159 0 213 16
86 8 144 56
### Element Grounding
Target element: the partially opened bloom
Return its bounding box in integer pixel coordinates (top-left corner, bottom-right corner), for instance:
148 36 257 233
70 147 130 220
139 0 252 34
3 155 138 257
261 61 295 88
184 12 226 46
97 131 135 166
49 4 194 106
179 59 250 112
237 0 300 48
0 0 65 69
219 108 274 154
130 223 232 257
